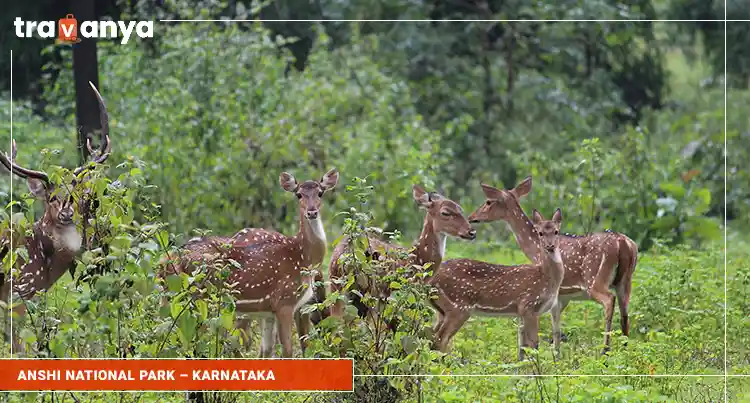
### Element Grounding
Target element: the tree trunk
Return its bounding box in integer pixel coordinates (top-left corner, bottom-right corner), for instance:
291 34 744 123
71 0 100 166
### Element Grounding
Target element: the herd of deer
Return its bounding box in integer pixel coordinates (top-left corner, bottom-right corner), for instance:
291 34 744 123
0 84 638 362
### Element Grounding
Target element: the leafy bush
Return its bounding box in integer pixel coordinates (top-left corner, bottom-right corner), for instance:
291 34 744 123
305 177 445 398
41 24 453 242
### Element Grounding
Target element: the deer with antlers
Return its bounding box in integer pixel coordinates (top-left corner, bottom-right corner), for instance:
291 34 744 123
467 177 638 354
327 185 477 327
0 82 111 353
431 209 565 359
163 169 339 358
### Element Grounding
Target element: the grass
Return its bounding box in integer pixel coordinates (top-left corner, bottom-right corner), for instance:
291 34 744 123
3 229 745 402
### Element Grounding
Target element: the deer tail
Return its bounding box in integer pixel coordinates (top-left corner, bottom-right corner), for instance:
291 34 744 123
613 234 638 290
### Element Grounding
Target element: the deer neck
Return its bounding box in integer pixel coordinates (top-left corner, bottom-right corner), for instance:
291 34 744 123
539 248 564 288
295 209 328 268
30 219 80 290
38 215 82 254
414 217 445 270
504 202 544 263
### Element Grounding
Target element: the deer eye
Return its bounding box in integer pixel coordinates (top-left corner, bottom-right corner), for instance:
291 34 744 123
441 211 451 216
485 200 492 206
296 193 302 199
554 230 559 235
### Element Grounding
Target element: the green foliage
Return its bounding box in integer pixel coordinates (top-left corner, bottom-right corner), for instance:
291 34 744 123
512 128 721 250
41 23 446 240
1 155 249 361
0 4 744 401
305 177 445 399
666 0 750 88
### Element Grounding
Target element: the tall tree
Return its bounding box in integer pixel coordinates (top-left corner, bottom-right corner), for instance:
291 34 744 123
71 0 101 165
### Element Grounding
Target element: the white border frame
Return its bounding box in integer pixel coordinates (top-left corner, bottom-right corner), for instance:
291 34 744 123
5 12 740 400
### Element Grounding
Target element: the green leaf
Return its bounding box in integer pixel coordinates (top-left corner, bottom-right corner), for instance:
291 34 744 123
156 230 170 248
660 182 686 199
692 187 711 214
685 217 722 241
170 301 183 319
177 314 198 345
165 275 183 293
400 335 417 354
651 216 678 231
195 300 209 321
19 328 36 345
50 338 66 358
221 312 235 330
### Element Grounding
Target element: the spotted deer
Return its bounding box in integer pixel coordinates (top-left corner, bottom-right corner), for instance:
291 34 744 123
327 185 477 326
159 229 328 350
158 235 234 278
431 209 565 359
0 82 111 353
468 177 638 354
166 169 339 358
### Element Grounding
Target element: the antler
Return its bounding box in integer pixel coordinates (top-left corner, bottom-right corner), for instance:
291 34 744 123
74 81 111 176
1 82 110 184
0 139 50 184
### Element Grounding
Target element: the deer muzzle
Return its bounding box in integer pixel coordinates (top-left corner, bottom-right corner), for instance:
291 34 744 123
58 210 74 224
461 229 477 240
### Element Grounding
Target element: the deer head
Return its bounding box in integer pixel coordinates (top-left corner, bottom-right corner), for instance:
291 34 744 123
468 176 532 223
531 208 562 256
0 82 110 249
280 168 339 220
413 185 476 241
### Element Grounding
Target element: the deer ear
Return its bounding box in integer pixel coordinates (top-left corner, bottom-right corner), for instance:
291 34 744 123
413 185 432 208
512 176 532 199
279 172 298 192
552 208 562 224
320 168 339 190
428 191 445 202
531 209 544 225
480 183 502 199
27 178 48 200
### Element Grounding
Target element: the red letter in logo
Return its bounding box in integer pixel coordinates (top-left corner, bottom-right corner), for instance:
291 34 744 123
58 14 77 42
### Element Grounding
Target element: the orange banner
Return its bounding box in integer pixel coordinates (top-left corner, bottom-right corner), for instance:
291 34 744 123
0 359 353 391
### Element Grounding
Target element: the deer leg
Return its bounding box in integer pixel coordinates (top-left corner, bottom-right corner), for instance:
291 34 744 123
0 282 9 345
330 299 346 319
519 313 540 361
615 281 631 343
615 237 637 343
589 285 616 354
294 310 310 356
550 299 568 358
517 318 524 361
259 316 277 358
430 294 452 350
9 303 27 356
328 276 348 319
435 309 470 353
234 316 252 348
276 305 295 358
309 280 329 325
432 311 444 334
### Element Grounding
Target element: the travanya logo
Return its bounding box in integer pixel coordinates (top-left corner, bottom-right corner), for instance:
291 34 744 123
14 15 153 45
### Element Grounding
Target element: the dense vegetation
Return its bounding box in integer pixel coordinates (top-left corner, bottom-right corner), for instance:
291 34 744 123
0 1 747 402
